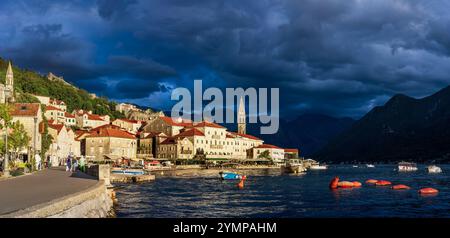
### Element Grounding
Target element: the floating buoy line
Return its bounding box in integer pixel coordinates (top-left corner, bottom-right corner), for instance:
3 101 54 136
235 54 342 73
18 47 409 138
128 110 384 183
329 177 438 195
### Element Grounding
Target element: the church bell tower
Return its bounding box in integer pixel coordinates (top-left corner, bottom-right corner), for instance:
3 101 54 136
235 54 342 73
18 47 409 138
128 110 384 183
237 96 246 134
5 61 15 103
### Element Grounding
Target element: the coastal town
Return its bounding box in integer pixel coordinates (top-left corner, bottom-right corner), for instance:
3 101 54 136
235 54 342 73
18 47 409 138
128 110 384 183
0 62 302 179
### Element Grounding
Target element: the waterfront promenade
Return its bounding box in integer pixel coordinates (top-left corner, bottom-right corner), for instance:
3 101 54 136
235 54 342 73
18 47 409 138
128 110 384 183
0 167 98 216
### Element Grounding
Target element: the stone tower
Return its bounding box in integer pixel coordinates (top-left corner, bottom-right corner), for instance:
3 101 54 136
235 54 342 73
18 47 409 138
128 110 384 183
6 61 13 89
237 96 246 134
5 61 14 103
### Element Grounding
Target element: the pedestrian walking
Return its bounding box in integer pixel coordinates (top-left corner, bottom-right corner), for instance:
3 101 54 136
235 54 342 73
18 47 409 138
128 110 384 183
35 153 41 171
66 156 72 172
79 156 86 172
72 158 78 172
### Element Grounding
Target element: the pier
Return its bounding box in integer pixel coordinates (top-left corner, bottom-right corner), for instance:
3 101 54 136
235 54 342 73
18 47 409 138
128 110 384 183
0 167 113 218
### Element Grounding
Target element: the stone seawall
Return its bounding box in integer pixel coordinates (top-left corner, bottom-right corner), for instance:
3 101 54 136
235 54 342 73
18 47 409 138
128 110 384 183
4 180 114 218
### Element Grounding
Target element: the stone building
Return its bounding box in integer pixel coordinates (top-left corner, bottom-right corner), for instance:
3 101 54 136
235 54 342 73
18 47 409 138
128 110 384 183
157 137 193 160
127 110 164 121
284 149 299 159
45 105 65 124
249 144 285 164
143 116 192 137
112 118 142 134
73 109 110 129
64 112 76 126
115 103 138 114
10 103 43 153
0 61 15 104
47 122 80 159
137 131 168 159
84 125 137 160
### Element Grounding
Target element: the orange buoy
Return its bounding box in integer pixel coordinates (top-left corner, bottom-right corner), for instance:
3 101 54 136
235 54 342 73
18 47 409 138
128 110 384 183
337 181 354 188
365 179 378 184
237 179 245 189
329 177 340 189
375 180 392 186
419 187 438 194
352 181 362 187
392 184 410 190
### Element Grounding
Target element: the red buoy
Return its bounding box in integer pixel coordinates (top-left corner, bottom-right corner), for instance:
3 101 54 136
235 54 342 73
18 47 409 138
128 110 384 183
365 179 378 184
352 181 362 187
375 180 392 186
419 187 438 194
329 177 340 189
337 181 354 188
392 184 410 190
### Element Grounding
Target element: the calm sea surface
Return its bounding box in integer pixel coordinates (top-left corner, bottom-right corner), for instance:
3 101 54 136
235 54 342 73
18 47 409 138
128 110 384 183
114 165 450 218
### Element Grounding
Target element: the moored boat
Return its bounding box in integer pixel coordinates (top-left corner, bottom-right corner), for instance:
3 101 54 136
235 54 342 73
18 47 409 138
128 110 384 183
111 168 145 175
282 159 307 174
219 171 244 180
398 162 418 172
366 164 375 168
309 163 327 170
427 165 442 173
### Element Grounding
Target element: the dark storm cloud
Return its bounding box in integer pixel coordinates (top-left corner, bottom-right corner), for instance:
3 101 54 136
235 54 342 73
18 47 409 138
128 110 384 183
2 0 450 117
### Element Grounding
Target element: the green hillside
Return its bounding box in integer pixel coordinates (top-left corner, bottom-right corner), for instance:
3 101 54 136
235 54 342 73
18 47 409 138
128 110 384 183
0 58 124 119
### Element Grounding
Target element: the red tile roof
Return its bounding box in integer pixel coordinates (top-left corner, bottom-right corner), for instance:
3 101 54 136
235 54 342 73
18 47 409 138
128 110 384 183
115 118 141 124
143 131 167 139
231 132 262 141
160 137 177 145
256 144 282 149
46 105 62 111
160 116 193 127
175 128 205 138
87 114 105 121
91 124 121 131
192 121 225 129
10 103 40 117
50 98 65 105
65 112 75 118
87 127 136 139
48 123 65 133
284 148 299 153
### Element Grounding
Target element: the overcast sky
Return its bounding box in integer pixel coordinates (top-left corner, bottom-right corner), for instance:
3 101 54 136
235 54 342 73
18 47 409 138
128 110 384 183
1 0 450 119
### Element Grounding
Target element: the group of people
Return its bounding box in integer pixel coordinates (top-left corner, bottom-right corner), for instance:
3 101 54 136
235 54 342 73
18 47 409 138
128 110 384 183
65 154 86 172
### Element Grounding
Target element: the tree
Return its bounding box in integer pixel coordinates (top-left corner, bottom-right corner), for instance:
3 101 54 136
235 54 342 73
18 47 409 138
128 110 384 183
8 121 30 161
258 150 271 159
0 103 13 154
40 115 53 159
258 150 274 165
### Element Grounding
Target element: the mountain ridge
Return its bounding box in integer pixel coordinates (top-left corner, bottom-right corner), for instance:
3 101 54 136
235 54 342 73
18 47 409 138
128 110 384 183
315 85 450 163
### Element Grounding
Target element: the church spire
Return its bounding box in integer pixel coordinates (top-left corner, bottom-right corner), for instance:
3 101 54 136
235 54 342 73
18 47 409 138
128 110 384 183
6 61 13 88
238 96 246 134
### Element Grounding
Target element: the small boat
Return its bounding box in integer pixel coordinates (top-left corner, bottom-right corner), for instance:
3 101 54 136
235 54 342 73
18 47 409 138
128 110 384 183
309 162 327 170
427 165 442 173
398 162 418 172
111 168 145 175
352 165 359 168
366 164 375 168
219 171 243 180
282 159 307 174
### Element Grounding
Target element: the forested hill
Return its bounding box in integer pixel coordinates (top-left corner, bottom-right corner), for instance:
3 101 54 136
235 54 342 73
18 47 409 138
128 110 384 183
0 58 124 119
